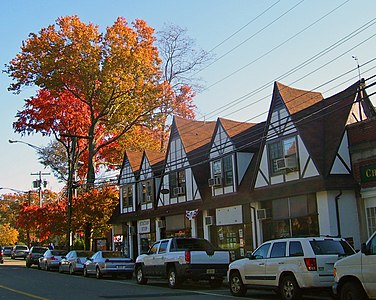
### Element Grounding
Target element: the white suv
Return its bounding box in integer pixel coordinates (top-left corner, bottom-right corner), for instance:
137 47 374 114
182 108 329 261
227 237 354 300
333 231 376 299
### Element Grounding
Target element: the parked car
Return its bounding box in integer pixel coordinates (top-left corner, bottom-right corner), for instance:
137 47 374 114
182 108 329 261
3 246 12 257
135 237 230 288
38 249 68 271
59 250 94 275
83 251 134 279
25 246 48 268
333 231 376 299
0 247 4 264
11 245 29 260
227 236 355 300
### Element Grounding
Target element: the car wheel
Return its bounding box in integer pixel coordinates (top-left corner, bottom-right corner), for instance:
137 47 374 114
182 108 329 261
26 261 31 268
280 275 301 300
209 278 223 288
136 265 147 285
96 266 102 279
340 281 366 300
46 264 50 271
229 271 247 297
83 267 88 277
37 262 41 270
167 267 180 289
69 264 75 275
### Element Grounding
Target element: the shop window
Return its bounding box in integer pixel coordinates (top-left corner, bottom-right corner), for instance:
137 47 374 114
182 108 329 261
268 136 298 175
270 242 286 258
139 179 153 204
366 207 376 235
121 185 133 209
169 170 186 197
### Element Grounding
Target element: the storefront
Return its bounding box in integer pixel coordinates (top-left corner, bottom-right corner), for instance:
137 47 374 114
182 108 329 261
137 219 155 254
164 214 192 238
360 164 376 236
259 194 319 241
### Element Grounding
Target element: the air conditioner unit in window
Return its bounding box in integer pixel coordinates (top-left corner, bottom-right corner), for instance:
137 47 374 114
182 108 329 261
146 195 152 202
173 186 186 195
157 220 165 228
208 177 222 187
204 216 214 226
275 156 297 171
256 209 269 220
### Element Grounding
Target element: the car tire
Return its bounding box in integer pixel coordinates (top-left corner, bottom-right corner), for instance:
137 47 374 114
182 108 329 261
229 271 247 297
69 264 75 275
26 261 31 268
37 262 41 270
167 267 180 289
136 265 147 285
83 267 88 277
209 278 223 288
340 281 366 300
96 266 102 279
46 264 50 271
280 275 301 300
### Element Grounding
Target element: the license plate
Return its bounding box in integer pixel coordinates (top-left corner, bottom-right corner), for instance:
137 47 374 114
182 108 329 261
206 269 215 274
117 265 125 269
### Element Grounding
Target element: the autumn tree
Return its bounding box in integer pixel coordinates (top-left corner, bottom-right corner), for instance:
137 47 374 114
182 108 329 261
7 16 167 186
71 186 118 250
0 224 18 246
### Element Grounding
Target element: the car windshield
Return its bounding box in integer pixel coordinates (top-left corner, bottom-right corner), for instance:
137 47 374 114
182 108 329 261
51 250 68 256
17 246 28 250
102 251 126 258
174 239 214 251
32 248 47 253
310 240 355 255
77 251 93 257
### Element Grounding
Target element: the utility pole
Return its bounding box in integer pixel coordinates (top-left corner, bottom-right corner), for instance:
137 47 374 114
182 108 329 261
31 171 50 207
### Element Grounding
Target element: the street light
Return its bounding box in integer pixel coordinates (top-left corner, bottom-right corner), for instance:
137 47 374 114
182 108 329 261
8 139 50 207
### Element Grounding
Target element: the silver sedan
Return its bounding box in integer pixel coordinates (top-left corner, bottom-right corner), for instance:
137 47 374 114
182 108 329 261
83 251 134 279
59 250 94 275
38 249 68 271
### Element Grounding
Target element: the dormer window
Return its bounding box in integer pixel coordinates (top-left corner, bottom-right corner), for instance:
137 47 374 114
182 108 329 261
210 155 234 187
268 136 298 175
121 185 133 209
139 180 153 204
169 170 186 197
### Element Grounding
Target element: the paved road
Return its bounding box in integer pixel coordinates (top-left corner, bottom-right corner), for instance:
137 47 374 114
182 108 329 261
0 257 333 300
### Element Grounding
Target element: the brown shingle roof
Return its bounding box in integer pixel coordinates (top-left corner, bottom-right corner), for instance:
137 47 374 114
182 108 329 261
276 81 323 114
174 116 216 154
125 150 143 173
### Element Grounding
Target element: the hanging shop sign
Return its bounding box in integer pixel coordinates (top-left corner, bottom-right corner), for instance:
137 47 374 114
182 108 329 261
138 219 151 234
360 164 376 183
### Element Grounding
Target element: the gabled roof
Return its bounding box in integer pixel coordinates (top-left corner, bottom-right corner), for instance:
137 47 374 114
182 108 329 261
276 81 360 176
275 81 324 114
218 118 265 151
173 116 216 157
143 149 165 175
122 150 143 174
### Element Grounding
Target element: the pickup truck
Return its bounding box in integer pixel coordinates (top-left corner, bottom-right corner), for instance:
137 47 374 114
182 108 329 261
333 230 376 299
135 237 230 288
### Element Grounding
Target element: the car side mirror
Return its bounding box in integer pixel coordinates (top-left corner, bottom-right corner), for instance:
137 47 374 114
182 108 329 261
247 254 256 260
361 242 369 255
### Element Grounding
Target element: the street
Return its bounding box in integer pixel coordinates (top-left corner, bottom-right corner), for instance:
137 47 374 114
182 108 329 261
0 257 333 300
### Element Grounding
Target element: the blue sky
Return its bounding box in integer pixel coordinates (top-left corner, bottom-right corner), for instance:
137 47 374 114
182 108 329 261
1 0 376 193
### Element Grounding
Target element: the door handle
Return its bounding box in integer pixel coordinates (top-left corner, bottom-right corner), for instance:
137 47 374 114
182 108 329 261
258 263 265 266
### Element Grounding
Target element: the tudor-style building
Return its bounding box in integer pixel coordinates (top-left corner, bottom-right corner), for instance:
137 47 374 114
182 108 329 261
251 80 375 249
110 79 375 258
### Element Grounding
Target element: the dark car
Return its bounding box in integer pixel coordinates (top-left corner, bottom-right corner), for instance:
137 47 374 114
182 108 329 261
11 245 29 259
0 247 4 264
3 246 12 257
26 246 48 268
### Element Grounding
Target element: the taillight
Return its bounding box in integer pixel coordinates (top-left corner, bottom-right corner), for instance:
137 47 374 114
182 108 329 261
105 259 110 263
184 251 191 263
304 258 317 271
50 256 56 261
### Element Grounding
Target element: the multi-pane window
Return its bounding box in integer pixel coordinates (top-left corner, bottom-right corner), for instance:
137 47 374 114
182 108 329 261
169 170 186 197
139 180 153 204
366 207 376 236
268 136 298 175
121 185 133 209
211 155 234 187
